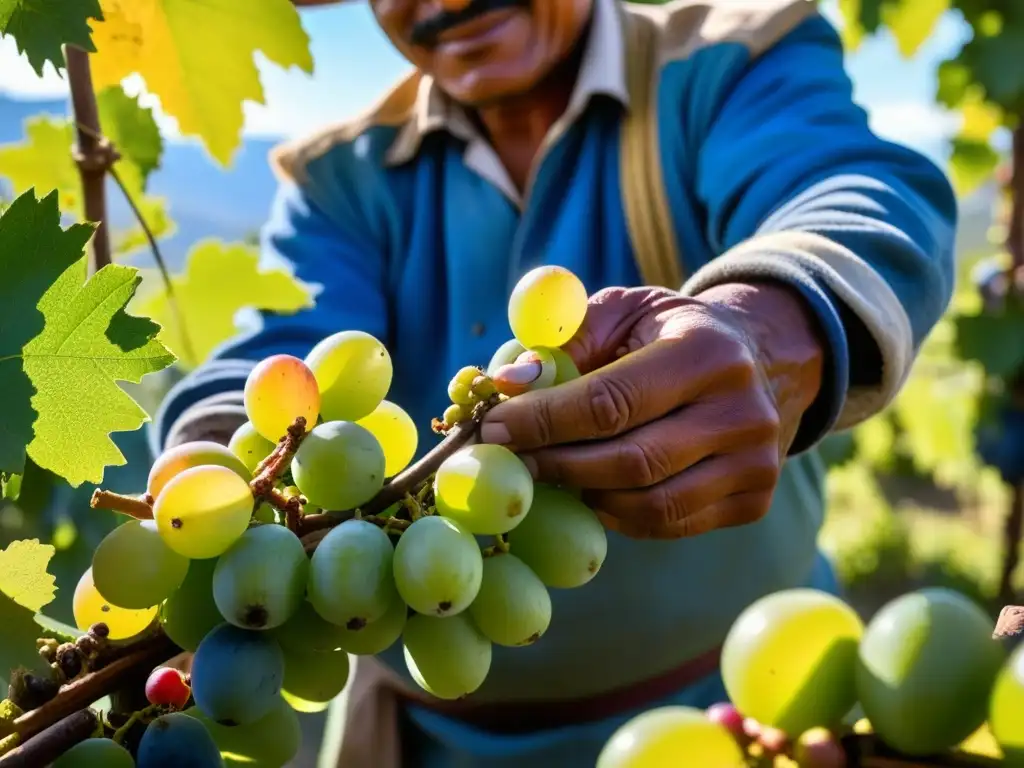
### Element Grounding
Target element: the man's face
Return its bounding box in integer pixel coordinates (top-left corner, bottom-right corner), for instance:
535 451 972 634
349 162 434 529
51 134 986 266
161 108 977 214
370 0 594 106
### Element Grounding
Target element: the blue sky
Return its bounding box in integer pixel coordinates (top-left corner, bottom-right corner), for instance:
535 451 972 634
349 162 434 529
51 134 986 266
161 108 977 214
0 1 971 164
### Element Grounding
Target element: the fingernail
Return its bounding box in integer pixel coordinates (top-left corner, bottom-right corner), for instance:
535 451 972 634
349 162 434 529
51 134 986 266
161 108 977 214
492 361 543 396
520 454 538 478
479 422 511 445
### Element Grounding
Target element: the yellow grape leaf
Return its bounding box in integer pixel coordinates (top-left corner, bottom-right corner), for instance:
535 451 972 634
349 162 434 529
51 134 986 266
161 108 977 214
0 118 79 214
133 240 314 369
89 0 314 166
0 539 56 612
837 0 865 51
959 88 1003 142
881 0 950 59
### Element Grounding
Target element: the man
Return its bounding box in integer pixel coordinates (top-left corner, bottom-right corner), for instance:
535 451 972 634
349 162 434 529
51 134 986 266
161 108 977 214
153 0 957 764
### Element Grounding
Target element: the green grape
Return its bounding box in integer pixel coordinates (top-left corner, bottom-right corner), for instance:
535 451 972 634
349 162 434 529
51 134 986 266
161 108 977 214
73 567 157 640
192 624 284 726
486 338 527 377
305 330 393 422
336 594 407 655
549 347 580 383
356 400 418 477
308 519 398 629
722 588 862 736
92 520 189 609
471 375 497 400
508 265 588 349
282 645 351 704
213 525 308 630
154 465 254 559
186 698 301 768
441 403 471 427
148 439 250 499
228 421 276 473
506 484 606 588
271 600 348 652
403 613 491 700
448 366 482 405
468 553 551 646
991 644 1024 761
393 516 483 617
856 588 1006 756
161 558 223 652
244 354 320 442
514 348 557 389
53 737 134 768
433 444 534 535
290 421 385 510
597 706 745 768
253 501 277 524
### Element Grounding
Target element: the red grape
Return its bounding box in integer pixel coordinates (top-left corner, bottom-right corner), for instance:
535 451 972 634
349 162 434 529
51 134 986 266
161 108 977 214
145 667 191 710
794 727 847 767
706 702 746 740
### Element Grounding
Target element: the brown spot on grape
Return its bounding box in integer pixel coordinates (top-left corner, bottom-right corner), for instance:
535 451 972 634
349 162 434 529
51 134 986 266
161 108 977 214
507 499 522 518
346 617 367 631
171 518 183 529
437 601 452 613
100 604 110 613
519 632 541 646
588 560 598 573
243 605 269 628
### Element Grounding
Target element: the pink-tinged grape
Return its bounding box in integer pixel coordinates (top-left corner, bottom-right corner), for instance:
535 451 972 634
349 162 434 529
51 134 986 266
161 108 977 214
213 524 309 630
433 444 534 535
991 644 1024 761
508 265 588 349
282 645 351 705
228 421 276 473
291 421 385 510
191 624 284 726
308 519 398 629
506 484 606 588
148 440 250 499
856 588 1006 756
73 568 157 640
146 667 192 710
403 613 491 700
722 588 862 736
336 595 407 655
161 558 222 652
356 400 418 477
153 465 254 560
598 706 746 768
794 727 847 767
53 738 134 768
244 354 320 442
468 553 551 647
486 338 527 377
393 516 482 617
92 520 189 609
305 330 392 422
186 698 301 768
706 702 746 740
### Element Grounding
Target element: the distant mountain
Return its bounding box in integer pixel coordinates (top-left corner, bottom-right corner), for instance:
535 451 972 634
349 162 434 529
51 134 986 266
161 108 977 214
0 94 999 272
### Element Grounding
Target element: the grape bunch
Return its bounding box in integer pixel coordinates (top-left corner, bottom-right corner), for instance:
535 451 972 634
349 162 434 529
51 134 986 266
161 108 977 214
598 587 1024 767
56 265 608 766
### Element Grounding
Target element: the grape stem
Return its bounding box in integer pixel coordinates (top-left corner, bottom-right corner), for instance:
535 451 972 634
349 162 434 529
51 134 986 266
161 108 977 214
89 489 154 520
0 709 98 768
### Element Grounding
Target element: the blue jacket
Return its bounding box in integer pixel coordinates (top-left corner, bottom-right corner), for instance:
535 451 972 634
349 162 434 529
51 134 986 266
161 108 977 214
155 0 955 728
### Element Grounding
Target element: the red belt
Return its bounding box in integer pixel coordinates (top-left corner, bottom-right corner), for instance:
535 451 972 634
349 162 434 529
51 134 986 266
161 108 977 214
393 644 724 734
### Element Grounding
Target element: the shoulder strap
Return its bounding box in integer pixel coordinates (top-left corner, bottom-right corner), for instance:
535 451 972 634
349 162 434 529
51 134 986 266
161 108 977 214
619 9 684 290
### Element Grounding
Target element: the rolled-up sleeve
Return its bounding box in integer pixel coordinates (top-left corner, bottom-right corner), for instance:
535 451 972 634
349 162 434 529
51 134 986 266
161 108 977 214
682 14 957 453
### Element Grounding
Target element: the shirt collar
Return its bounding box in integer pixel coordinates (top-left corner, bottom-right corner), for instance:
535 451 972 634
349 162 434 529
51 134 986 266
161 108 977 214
386 0 629 167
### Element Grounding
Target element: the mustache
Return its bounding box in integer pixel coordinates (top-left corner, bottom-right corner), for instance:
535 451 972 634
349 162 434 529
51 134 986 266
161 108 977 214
410 0 528 48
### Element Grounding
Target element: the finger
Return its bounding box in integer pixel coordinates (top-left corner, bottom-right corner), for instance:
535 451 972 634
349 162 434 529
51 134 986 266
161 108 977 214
585 446 779 536
480 333 757 451
520 396 779 489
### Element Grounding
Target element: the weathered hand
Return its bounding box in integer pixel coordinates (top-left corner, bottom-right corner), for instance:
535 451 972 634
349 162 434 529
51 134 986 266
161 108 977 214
480 282 825 539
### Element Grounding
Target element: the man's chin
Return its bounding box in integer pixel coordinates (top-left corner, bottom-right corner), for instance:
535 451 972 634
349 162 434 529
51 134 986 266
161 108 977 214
435 68 542 110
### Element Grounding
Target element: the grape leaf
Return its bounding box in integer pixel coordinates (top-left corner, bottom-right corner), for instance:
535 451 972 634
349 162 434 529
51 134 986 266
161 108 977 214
0 539 57 685
881 0 949 59
954 308 1024 379
0 189 176 487
0 0 103 75
134 240 313 369
950 138 1000 197
95 86 163 196
89 0 314 166
0 118 80 215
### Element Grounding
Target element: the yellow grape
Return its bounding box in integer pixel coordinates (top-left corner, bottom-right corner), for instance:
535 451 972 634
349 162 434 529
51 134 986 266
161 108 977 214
507 265 588 349
228 421 277 473
991 644 1024 760
305 330 393 422
722 588 862 736
356 400 419 477
148 440 250 499
72 568 157 640
597 706 745 768
153 465 254 559
244 354 320 442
